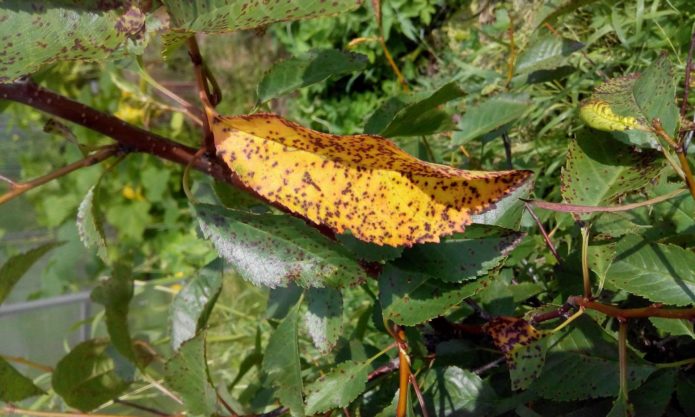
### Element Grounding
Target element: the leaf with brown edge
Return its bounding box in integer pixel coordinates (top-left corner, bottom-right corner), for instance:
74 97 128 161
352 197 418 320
212 113 532 247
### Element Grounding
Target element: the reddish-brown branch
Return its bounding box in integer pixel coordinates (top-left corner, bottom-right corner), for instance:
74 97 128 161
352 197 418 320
523 202 562 264
186 36 217 155
568 296 695 319
680 30 695 118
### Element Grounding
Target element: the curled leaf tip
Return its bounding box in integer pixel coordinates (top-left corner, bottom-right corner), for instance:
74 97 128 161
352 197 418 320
213 113 532 246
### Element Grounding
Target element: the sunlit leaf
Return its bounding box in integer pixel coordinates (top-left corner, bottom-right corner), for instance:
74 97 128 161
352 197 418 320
0 357 44 402
76 186 108 262
304 360 370 414
257 49 368 103
170 259 224 350
649 317 695 339
164 332 218 416
0 242 62 305
212 113 532 246
197 204 365 288
420 367 500 416
52 339 135 412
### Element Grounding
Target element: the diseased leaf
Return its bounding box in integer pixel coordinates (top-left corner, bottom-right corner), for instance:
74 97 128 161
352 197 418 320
197 204 365 288
170 259 224 350
379 264 486 326
76 186 108 262
607 235 695 306
483 317 548 391
262 301 305 416
560 132 662 216
52 339 135 412
257 49 368 103
0 242 61 305
453 94 530 145
304 360 370 414
162 0 362 55
0 2 153 83
212 113 532 246
0 357 44 402
579 56 678 148
305 287 343 353
514 35 583 78
396 225 525 282
379 82 465 137
164 332 218 416
90 263 136 363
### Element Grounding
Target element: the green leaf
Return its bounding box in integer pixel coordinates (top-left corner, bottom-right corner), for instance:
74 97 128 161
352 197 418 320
470 178 533 229
421 367 500 416
0 2 153 83
91 263 135 363
560 132 662 213
305 287 343 353
76 186 108 262
257 49 368 103
649 317 695 339
631 369 676 417
588 240 616 292
379 82 464 137
52 339 135 412
196 204 365 289
606 390 632 417
0 242 61 305
0 357 44 402
165 332 218 416
162 0 362 55
453 94 530 145
649 180 695 235
607 235 695 306
515 35 584 76
337 233 404 263
396 225 524 282
677 374 695 417
304 360 370 414
262 301 305 417
379 264 486 326
579 56 678 148
170 259 224 350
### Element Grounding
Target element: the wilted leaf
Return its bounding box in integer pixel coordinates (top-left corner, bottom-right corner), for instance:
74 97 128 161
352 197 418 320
52 339 135 412
170 259 224 350
579 56 678 148
197 204 365 288
607 235 695 306
0 2 152 83
483 317 548 391
262 301 305 416
0 242 61 305
0 357 44 402
453 94 530 145
304 360 370 414
379 264 487 326
76 186 108 262
305 287 343 353
164 332 218 416
212 113 532 246
257 49 368 103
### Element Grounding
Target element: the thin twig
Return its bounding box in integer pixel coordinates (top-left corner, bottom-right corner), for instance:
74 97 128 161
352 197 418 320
680 30 695 118
409 374 430 417
472 357 504 375
653 119 695 198
394 326 411 417
568 296 695 319
524 202 562 265
618 321 629 398
580 224 591 298
0 145 119 206
0 406 137 417
0 354 53 373
524 188 687 214
112 400 171 417
501 132 513 169
186 36 217 155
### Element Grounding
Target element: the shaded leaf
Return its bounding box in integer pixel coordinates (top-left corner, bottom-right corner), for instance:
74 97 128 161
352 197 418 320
91 263 135 363
262 301 305 416
212 113 532 246
304 360 370 414
170 259 224 350
0 357 44 402
379 264 486 326
257 49 368 103
0 242 61 305
396 225 525 282
337 233 404 262
266 284 303 319
52 339 135 412
515 35 583 76
76 185 108 262
649 180 695 235
607 235 695 306
164 332 218 416
0 2 152 83
606 390 632 417
421 367 500 417
379 82 465 137
631 369 676 417
677 374 695 417
483 317 548 391
197 204 364 288
453 94 530 144
305 287 343 353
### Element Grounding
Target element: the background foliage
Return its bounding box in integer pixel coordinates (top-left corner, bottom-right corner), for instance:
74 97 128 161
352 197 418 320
1 1 694 417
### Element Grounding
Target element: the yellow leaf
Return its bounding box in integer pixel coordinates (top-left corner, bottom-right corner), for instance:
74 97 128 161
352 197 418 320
212 113 532 247
483 316 543 357
579 99 642 132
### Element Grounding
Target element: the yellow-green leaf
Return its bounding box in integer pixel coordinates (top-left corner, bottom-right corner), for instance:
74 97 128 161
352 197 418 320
212 113 532 246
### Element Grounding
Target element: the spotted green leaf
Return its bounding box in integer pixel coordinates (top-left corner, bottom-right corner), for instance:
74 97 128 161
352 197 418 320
196 204 365 289
305 287 343 353
77 185 108 262
304 360 370 414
